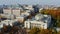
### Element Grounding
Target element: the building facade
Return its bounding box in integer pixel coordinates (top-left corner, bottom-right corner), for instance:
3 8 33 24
24 14 51 29
3 8 12 14
3 8 21 17
24 20 48 29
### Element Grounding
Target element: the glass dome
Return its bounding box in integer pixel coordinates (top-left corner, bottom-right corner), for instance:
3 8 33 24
35 14 44 20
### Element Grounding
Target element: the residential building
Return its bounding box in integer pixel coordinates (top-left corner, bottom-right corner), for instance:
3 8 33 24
3 8 12 14
16 14 29 23
0 14 16 20
0 20 15 26
12 8 21 17
3 8 22 17
0 20 15 28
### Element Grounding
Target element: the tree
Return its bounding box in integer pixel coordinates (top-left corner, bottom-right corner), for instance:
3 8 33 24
29 27 40 34
40 9 60 27
57 31 60 34
29 27 53 34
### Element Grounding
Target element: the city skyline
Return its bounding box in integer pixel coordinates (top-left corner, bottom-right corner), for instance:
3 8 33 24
0 0 60 6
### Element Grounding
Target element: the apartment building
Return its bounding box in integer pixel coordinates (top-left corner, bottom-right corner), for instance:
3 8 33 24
0 14 16 20
0 20 16 28
16 13 30 23
3 8 21 17
3 8 12 14
1 20 15 26
12 8 21 17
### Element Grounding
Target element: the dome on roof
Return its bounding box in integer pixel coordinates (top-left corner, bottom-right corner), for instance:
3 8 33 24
35 14 44 20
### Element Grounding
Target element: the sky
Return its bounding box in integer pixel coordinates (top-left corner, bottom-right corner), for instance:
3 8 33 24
0 0 60 5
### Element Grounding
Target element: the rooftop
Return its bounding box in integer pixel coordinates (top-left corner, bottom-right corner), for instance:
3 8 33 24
26 14 51 23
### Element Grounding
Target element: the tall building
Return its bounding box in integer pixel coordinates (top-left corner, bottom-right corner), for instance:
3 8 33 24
0 8 3 14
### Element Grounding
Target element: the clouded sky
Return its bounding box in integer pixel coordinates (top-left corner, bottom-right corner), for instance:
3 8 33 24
0 0 60 5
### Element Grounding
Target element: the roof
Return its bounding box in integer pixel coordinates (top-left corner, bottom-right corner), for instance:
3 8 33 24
26 14 51 23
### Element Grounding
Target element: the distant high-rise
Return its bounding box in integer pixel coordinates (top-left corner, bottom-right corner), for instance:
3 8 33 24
0 8 3 14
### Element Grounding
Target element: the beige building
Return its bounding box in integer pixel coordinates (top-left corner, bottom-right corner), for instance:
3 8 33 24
3 8 12 14
3 8 21 17
16 14 29 23
12 8 21 17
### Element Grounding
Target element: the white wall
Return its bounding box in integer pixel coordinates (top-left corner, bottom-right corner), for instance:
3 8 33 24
24 21 48 29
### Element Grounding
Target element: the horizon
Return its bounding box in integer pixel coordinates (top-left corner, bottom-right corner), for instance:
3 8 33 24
0 0 60 6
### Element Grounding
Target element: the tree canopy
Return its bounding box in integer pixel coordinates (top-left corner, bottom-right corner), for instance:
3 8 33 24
40 9 60 27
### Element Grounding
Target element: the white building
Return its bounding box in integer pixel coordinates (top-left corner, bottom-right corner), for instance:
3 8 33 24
39 8 43 12
16 13 30 23
24 20 48 29
21 12 30 16
15 11 31 23
16 16 25 23
24 14 51 29
23 5 34 11
0 20 16 28
54 27 60 32
0 23 3 28
0 14 16 20
0 19 19 28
